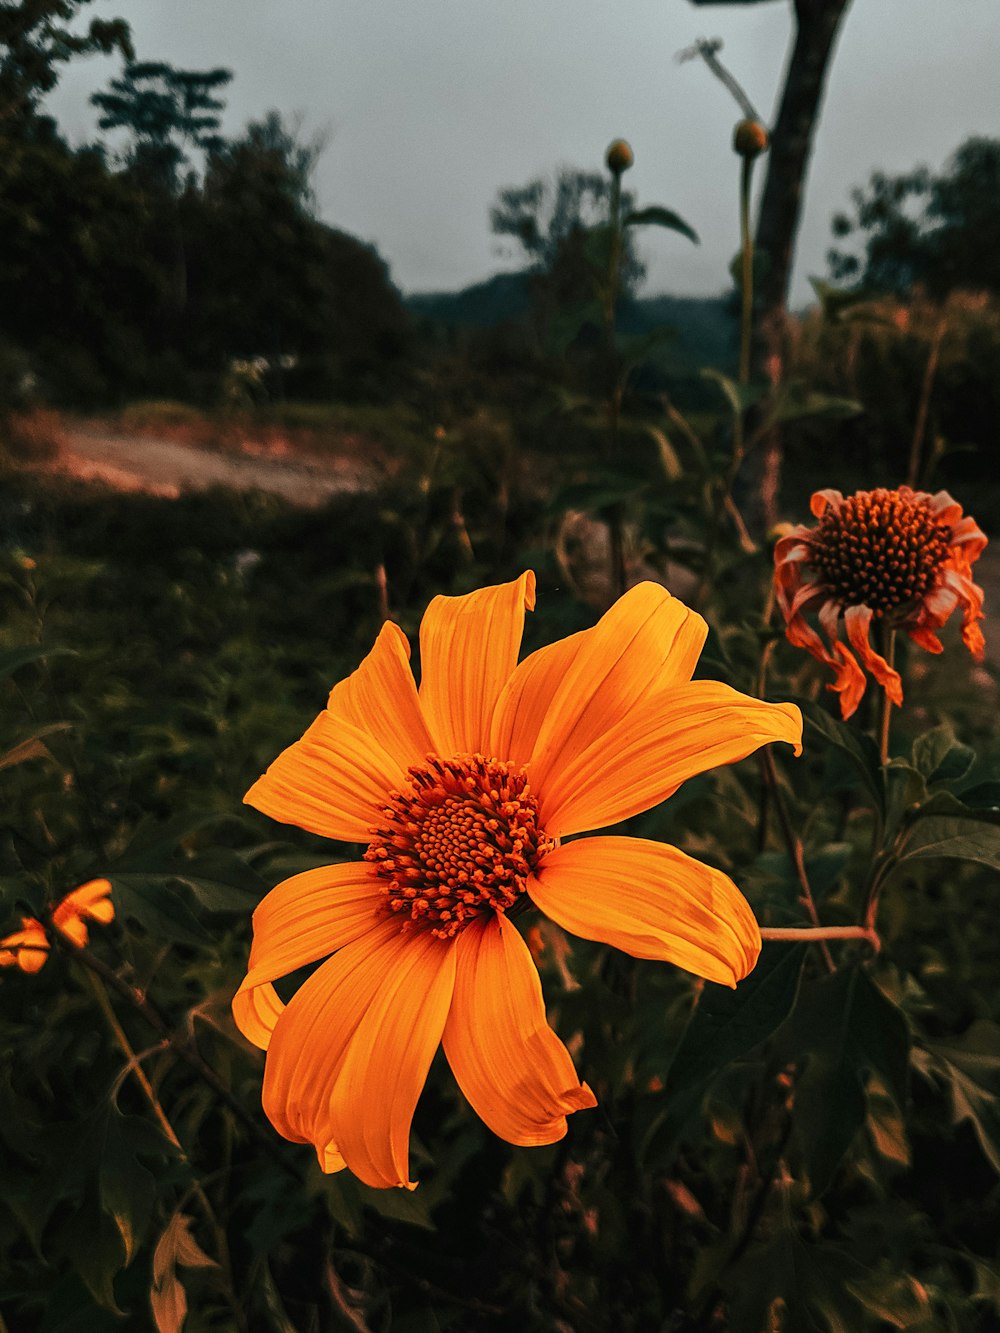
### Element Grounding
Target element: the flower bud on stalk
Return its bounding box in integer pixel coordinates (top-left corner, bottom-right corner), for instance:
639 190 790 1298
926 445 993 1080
733 119 768 158
605 138 634 175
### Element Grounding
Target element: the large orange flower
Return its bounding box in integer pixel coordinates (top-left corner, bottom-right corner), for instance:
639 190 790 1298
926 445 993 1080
233 574 802 1188
775 486 986 719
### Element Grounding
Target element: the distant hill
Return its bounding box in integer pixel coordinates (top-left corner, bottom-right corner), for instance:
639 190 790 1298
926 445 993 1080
405 272 737 375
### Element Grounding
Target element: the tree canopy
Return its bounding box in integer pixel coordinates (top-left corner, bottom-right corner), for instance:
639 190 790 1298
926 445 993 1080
828 137 1000 298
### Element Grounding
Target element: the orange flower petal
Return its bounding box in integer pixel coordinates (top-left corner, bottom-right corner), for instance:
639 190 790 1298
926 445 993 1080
245 711 405 843
843 605 903 707
442 915 596 1146
810 489 844 518
418 572 535 755
489 630 587 768
261 916 406 1150
327 621 435 772
0 917 50 973
232 861 384 1049
538 682 802 837
530 837 761 987
327 928 456 1188
507 583 708 789
53 879 114 933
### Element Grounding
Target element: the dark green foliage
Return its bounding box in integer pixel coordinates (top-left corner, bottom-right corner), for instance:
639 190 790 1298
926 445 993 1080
0 0 132 118
829 137 1000 298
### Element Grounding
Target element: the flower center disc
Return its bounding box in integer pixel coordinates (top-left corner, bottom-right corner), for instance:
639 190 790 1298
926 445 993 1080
812 488 951 616
365 754 550 939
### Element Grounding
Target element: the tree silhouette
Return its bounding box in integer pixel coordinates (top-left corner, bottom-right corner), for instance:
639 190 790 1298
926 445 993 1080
0 0 131 121
91 60 231 191
829 137 1000 298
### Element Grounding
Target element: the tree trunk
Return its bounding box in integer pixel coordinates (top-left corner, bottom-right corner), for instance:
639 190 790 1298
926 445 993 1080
755 0 853 360
749 0 852 528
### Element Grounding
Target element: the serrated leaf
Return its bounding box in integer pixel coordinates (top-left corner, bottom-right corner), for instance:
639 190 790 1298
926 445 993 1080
96 1106 172 1267
623 205 699 245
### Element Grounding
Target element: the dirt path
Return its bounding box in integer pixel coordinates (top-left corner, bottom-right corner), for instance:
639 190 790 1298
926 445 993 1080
49 424 382 506
46 423 1000 667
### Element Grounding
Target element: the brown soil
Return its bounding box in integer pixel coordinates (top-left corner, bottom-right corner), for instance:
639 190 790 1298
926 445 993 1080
38 422 1000 668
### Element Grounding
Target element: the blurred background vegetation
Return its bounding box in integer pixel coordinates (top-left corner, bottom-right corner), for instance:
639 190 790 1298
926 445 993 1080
2 1 1000 1330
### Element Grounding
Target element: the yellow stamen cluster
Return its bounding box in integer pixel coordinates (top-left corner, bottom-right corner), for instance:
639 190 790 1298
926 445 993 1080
811 488 951 616
365 754 550 940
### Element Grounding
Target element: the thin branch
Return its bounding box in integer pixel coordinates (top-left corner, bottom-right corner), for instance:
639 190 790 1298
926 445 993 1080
759 749 835 972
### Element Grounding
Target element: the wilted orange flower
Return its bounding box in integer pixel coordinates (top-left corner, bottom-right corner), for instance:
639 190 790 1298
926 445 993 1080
775 486 986 719
0 879 114 972
233 574 802 1189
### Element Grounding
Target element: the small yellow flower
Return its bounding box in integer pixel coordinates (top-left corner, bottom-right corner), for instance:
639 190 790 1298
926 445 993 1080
234 574 801 1188
0 879 114 972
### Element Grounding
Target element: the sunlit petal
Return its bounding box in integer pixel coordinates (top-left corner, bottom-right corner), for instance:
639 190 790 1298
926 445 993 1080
539 682 802 837
245 711 406 842
261 917 405 1149
232 861 383 1049
327 929 456 1188
443 915 596 1145
327 621 435 771
520 583 708 791
530 837 760 987
419 571 535 755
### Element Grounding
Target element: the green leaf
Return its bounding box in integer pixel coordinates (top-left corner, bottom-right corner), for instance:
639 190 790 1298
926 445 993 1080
109 873 211 946
725 1230 868 1333
644 425 683 482
783 965 910 1196
798 700 884 812
895 816 1000 872
911 725 975 785
95 1106 171 1268
668 943 808 1095
622 205 699 245
0 643 77 681
0 722 72 773
769 387 862 424
700 367 759 419
915 1021 1000 1174
641 945 807 1167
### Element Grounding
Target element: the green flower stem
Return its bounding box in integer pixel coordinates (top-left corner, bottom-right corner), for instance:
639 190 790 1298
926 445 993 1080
739 154 754 389
878 627 897 766
606 169 626 600
79 962 249 1333
758 749 835 973
58 932 302 1182
759 925 880 950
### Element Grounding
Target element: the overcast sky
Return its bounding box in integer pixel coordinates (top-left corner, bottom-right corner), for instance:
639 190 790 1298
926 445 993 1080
47 0 1000 305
